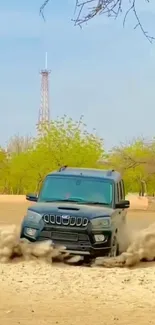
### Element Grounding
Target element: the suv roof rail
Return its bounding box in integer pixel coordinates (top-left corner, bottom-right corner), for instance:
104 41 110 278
106 170 115 176
58 165 68 172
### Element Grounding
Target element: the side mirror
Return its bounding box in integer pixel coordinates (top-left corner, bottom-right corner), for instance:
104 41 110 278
115 200 130 209
26 193 38 202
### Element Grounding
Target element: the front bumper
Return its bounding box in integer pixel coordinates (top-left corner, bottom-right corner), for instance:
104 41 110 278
53 244 112 257
20 225 113 258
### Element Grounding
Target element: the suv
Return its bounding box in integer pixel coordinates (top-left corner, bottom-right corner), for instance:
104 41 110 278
20 166 130 261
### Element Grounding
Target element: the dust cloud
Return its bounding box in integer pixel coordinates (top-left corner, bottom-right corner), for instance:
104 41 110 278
95 222 155 268
117 223 132 254
0 225 71 263
1 222 155 268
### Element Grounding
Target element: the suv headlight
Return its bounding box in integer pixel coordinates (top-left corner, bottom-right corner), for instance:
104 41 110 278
91 217 111 229
26 210 42 222
24 227 37 236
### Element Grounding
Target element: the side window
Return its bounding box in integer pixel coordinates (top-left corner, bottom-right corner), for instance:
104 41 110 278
116 183 120 202
119 181 123 200
115 180 125 204
120 180 125 200
117 181 125 202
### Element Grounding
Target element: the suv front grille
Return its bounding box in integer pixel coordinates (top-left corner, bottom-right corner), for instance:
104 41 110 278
43 214 88 227
38 230 89 242
51 232 78 242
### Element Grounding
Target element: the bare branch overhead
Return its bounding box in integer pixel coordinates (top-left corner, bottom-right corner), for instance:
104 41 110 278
40 0 154 42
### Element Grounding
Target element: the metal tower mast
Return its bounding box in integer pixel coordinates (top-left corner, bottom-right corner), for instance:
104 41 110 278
37 52 51 132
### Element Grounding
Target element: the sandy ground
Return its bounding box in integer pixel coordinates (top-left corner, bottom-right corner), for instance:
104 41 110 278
1 200 155 324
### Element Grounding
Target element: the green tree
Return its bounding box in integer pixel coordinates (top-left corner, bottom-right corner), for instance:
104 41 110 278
31 116 105 192
4 116 104 194
7 134 33 155
109 139 155 195
0 148 9 193
2 117 155 195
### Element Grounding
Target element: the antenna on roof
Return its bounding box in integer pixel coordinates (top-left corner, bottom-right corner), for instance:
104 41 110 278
45 51 48 70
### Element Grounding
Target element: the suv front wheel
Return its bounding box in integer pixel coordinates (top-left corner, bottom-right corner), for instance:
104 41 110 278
108 236 119 257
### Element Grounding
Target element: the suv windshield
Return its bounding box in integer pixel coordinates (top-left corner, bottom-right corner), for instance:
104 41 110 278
38 176 113 206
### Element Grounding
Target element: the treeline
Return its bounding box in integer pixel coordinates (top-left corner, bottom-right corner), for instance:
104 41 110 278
1 116 155 195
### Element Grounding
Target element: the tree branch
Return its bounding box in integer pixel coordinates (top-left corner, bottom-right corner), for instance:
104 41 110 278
40 0 50 21
40 0 154 42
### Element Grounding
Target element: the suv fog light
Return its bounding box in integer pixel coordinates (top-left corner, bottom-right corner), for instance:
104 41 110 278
24 227 37 236
94 234 105 242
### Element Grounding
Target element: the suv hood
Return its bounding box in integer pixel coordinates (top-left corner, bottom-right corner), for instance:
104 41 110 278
28 202 114 219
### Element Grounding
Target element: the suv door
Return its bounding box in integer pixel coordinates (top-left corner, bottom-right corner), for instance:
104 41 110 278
114 180 126 227
112 182 122 232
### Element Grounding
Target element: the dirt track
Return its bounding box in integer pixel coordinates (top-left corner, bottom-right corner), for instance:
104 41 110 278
1 200 155 325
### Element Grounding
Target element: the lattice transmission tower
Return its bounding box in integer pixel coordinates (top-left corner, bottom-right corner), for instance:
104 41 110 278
37 52 51 133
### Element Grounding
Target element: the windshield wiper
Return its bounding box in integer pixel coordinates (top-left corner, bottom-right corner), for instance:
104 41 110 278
45 198 83 203
44 199 109 206
80 201 109 206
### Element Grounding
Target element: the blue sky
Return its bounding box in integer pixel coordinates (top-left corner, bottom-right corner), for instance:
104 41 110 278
0 0 155 150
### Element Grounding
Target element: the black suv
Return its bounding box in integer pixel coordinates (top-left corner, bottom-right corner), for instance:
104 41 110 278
20 166 130 260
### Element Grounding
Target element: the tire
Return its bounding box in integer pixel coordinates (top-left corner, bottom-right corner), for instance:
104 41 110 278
83 255 92 265
108 236 119 257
